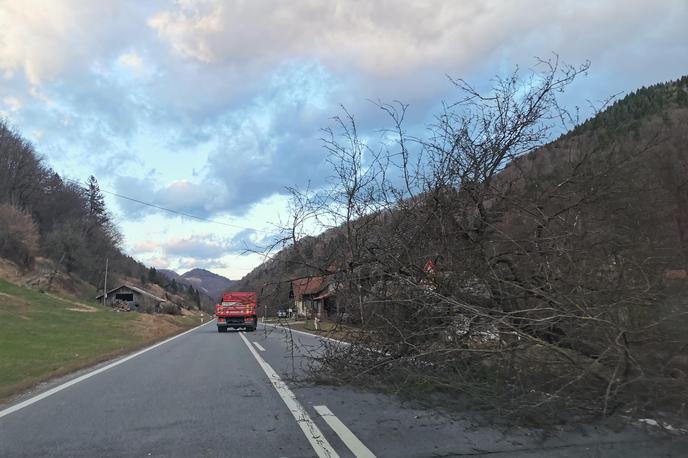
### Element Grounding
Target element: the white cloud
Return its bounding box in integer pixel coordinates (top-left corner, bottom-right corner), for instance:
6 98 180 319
147 0 222 63
145 0 687 79
0 0 149 85
2 96 21 111
117 51 144 72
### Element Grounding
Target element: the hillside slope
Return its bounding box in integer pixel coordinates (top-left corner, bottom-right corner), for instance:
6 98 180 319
0 277 202 401
232 75 688 312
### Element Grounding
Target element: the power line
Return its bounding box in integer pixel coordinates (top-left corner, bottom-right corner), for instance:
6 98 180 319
65 178 274 234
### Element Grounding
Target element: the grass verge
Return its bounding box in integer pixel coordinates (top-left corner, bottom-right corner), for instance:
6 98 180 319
0 278 203 402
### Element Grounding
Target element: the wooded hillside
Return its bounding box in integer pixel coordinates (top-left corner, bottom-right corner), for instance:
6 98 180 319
234 69 688 422
0 120 208 312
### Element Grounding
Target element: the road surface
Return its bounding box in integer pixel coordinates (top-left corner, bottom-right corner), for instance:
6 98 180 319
1 321 685 457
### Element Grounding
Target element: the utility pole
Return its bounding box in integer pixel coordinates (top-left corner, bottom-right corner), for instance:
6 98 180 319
102 258 109 306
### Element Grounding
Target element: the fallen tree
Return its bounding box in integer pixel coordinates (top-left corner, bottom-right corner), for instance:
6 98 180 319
269 59 688 423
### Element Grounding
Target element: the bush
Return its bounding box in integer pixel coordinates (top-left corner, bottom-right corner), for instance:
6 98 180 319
159 302 181 315
43 221 89 273
0 204 39 267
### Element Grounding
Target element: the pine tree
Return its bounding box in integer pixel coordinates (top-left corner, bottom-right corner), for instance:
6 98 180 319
86 175 107 226
148 267 158 283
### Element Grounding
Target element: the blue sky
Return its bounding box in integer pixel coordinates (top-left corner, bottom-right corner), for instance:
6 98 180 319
1 0 686 279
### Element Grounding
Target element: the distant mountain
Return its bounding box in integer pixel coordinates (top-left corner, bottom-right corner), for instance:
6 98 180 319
181 268 234 300
157 269 182 281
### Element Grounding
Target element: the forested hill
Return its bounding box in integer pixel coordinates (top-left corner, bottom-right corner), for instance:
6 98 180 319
569 75 688 136
0 120 206 311
231 75 688 311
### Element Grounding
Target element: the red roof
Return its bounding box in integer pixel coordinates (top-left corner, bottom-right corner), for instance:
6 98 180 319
291 276 326 300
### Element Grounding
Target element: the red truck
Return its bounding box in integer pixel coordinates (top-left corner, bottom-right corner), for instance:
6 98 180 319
216 292 258 333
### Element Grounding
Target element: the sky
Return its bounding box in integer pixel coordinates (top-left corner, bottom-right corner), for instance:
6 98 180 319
1 0 686 280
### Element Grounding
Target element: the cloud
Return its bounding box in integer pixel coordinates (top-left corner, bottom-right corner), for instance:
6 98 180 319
117 51 145 73
1 0 686 223
146 0 505 75
131 229 275 264
146 1 687 83
163 235 225 259
177 257 227 270
130 240 160 253
139 255 171 269
0 0 151 85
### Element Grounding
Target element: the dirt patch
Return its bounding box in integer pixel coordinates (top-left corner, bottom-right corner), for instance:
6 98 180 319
45 293 98 312
67 307 97 313
0 292 30 307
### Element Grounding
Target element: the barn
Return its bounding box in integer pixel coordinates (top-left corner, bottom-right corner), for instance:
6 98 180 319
96 284 166 312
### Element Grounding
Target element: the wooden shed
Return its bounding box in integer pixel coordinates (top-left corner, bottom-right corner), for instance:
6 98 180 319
96 284 166 312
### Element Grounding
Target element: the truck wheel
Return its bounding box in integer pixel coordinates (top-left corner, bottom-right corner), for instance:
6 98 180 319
218 327 226 333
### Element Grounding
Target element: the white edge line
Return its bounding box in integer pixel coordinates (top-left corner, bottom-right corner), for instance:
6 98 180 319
0 319 214 420
261 322 350 345
238 332 339 458
314 405 376 458
252 341 266 352
261 323 390 357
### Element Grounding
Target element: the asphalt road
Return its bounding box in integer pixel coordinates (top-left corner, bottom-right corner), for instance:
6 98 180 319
1 321 686 457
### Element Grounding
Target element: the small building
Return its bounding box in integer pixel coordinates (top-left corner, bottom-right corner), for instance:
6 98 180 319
290 276 338 320
96 284 166 312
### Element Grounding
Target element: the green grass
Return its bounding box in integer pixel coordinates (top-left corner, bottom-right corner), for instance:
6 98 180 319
0 278 198 401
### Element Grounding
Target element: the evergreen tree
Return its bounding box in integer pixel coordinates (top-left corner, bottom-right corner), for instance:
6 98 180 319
148 267 158 283
86 175 107 225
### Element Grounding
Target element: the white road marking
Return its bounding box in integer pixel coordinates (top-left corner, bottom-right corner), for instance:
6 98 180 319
238 332 339 458
253 341 266 352
314 405 376 458
0 320 214 420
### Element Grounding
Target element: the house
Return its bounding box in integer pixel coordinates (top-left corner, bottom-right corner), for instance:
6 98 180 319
96 284 166 312
290 276 338 320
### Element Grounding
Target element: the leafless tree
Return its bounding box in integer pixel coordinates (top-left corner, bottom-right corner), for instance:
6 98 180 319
269 56 688 423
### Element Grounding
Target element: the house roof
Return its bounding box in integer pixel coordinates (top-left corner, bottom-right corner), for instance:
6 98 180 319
96 284 166 303
291 276 327 300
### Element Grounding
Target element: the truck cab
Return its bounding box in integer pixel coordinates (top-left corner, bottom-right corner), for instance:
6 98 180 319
216 292 258 333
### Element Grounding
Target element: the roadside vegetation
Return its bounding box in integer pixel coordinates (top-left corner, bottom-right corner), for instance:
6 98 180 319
237 59 688 425
0 278 202 402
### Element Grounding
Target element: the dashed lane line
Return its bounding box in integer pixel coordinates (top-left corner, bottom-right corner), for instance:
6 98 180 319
238 332 339 458
314 405 376 458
